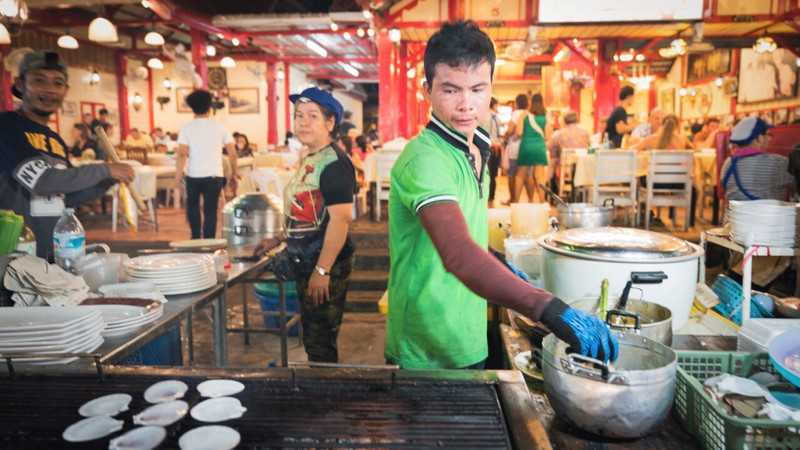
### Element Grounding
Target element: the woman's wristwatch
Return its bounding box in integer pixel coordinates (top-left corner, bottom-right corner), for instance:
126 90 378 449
314 265 330 276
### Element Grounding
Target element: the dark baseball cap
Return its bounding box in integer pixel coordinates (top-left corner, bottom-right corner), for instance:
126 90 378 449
12 51 68 98
289 87 343 125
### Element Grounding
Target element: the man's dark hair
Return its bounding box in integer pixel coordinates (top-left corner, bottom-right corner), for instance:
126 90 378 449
690 123 703 134
344 110 353 120
424 20 495 85
706 117 720 125
186 90 213 115
619 86 634 101
356 135 368 149
515 94 528 110
490 97 498 108
98 108 109 116
530 93 546 116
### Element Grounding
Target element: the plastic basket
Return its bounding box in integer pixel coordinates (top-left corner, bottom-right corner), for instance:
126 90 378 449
675 350 800 450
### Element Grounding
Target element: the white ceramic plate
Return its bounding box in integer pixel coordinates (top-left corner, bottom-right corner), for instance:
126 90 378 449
80 305 150 322
169 239 227 249
21 335 104 365
0 315 104 344
179 426 240 450
190 397 247 423
104 308 163 328
197 380 245 398
0 328 102 354
0 308 101 333
126 267 214 281
126 254 214 272
99 282 167 303
133 400 189 426
62 416 124 442
108 426 167 450
78 393 132 417
156 279 218 296
144 380 188 404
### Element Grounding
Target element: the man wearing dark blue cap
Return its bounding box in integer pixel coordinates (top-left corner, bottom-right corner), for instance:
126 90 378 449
0 51 134 259
721 116 793 201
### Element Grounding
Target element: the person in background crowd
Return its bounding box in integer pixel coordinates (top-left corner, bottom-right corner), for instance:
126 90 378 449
254 86 356 363
634 114 694 151
354 135 373 161
0 51 134 259
689 122 704 142
89 108 110 137
232 132 254 158
514 93 550 202
550 110 562 132
605 85 637 148
123 127 155 153
502 94 528 204
384 21 617 369
628 107 663 147
548 111 589 184
69 123 97 159
721 117 793 201
693 117 721 149
366 122 379 145
339 110 357 138
486 97 502 206
175 89 237 239
151 127 170 146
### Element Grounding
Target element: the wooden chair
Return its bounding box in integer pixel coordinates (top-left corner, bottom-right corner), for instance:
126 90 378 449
372 152 400 221
591 150 638 225
125 146 149 165
638 150 694 231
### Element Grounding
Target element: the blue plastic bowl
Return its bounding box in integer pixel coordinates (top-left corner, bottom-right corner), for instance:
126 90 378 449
768 328 800 389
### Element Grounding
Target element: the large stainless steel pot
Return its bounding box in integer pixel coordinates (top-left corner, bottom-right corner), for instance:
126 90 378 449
223 193 283 253
541 332 677 438
571 296 673 346
538 227 703 330
555 199 614 229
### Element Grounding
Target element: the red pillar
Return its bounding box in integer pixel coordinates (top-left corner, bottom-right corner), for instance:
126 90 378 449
378 29 398 142
190 29 208 89
1 46 14 111
266 61 277 147
594 39 620 131
648 81 657 112
569 82 581 116
398 43 409 138
146 67 154 132
284 62 291 141
115 51 130 140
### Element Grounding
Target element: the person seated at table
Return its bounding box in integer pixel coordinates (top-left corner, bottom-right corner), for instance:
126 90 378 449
549 111 589 168
627 108 663 148
692 118 721 149
634 114 694 151
354 135 374 161
124 127 155 153
341 135 365 186
69 123 97 159
232 132 254 158
721 117 793 201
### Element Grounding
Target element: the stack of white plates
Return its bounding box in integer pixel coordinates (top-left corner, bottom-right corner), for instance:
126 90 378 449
728 200 799 247
80 298 164 337
0 308 105 365
124 254 217 296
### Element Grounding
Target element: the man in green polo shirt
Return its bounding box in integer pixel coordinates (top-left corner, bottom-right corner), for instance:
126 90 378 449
386 21 619 369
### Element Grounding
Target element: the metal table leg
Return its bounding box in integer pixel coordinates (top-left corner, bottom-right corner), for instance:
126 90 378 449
278 280 288 368
242 283 250 346
213 290 227 368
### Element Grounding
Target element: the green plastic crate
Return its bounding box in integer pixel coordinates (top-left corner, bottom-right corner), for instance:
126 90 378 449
675 350 800 450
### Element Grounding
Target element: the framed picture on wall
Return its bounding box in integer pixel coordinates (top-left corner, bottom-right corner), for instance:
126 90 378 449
686 49 732 83
228 88 259 114
62 101 77 117
176 88 192 113
738 48 800 103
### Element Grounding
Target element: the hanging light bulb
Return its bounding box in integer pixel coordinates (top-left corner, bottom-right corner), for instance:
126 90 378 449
406 67 416 78
89 70 101 86
715 77 724 87
89 17 118 43
0 23 10 45
276 68 285 81
362 9 372 19
147 57 163 69
220 56 236 68
389 28 401 43
635 53 645 62
670 38 687 56
330 22 338 32
231 37 240 46
343 31 351 40
206 45 216 57
0 0 24 18
162 77 173 90
57 33 79 49
367 28 375 38
754 36 777 54
144 31 164 46
356 28 365 38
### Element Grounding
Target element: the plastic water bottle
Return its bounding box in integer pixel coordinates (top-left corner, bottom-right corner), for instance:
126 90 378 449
53 208 86 271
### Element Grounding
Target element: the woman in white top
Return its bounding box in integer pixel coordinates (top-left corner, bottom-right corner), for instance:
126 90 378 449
175 90 237 239
501 94 529 204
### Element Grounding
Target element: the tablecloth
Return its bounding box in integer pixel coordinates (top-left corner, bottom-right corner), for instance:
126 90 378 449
570 151 715 190
251 167 293 197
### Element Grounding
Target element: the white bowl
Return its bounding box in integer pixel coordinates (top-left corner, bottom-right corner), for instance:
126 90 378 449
108 426 167 450
62 416 123 442
78 393 132 417
144 380 188 404
133 400 189 427
190 397 247 423
179 426 240 450
197 380 245 398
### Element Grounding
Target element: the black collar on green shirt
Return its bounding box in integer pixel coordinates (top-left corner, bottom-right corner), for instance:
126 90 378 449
427 114 492 162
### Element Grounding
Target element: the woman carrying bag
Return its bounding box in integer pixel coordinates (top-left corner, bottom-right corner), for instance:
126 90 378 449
515 93 551 202
254 87 356 363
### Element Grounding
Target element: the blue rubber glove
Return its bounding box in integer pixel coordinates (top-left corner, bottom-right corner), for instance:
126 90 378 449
540 297 619 362
490 249 530 283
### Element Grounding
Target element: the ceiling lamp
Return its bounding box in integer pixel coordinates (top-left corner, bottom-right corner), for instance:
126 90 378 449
162 77 172 90
618 52 634 62
144 31 164 46
206 45 216 57
367 28 375 38
231 37 240 46
330 22 338 32
89 17 118 43
343 31 351 40
147 57 163 69
362 9 372 19
678 87 687 96
389 28 401 43
406 67 416 78
714 77 724 87
0 0 27 19
305 38 327 57
89 70 101 86
57 33 79 49
220 56 236 68
339 62 359 77
0 23 10 45
140 0 151 8
670 38 687 56
754 36 777 54
658 47 678 58
635 53 645 62
276 68 285 81
356 28 365 38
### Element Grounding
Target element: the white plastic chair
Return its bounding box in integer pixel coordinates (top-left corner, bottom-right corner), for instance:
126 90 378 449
112 163 158 232
372 152 400 221
559 148 585 200
638 150 694 231
591 150 638 225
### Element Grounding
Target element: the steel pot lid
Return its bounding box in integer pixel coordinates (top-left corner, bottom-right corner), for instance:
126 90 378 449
540 227 695 260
